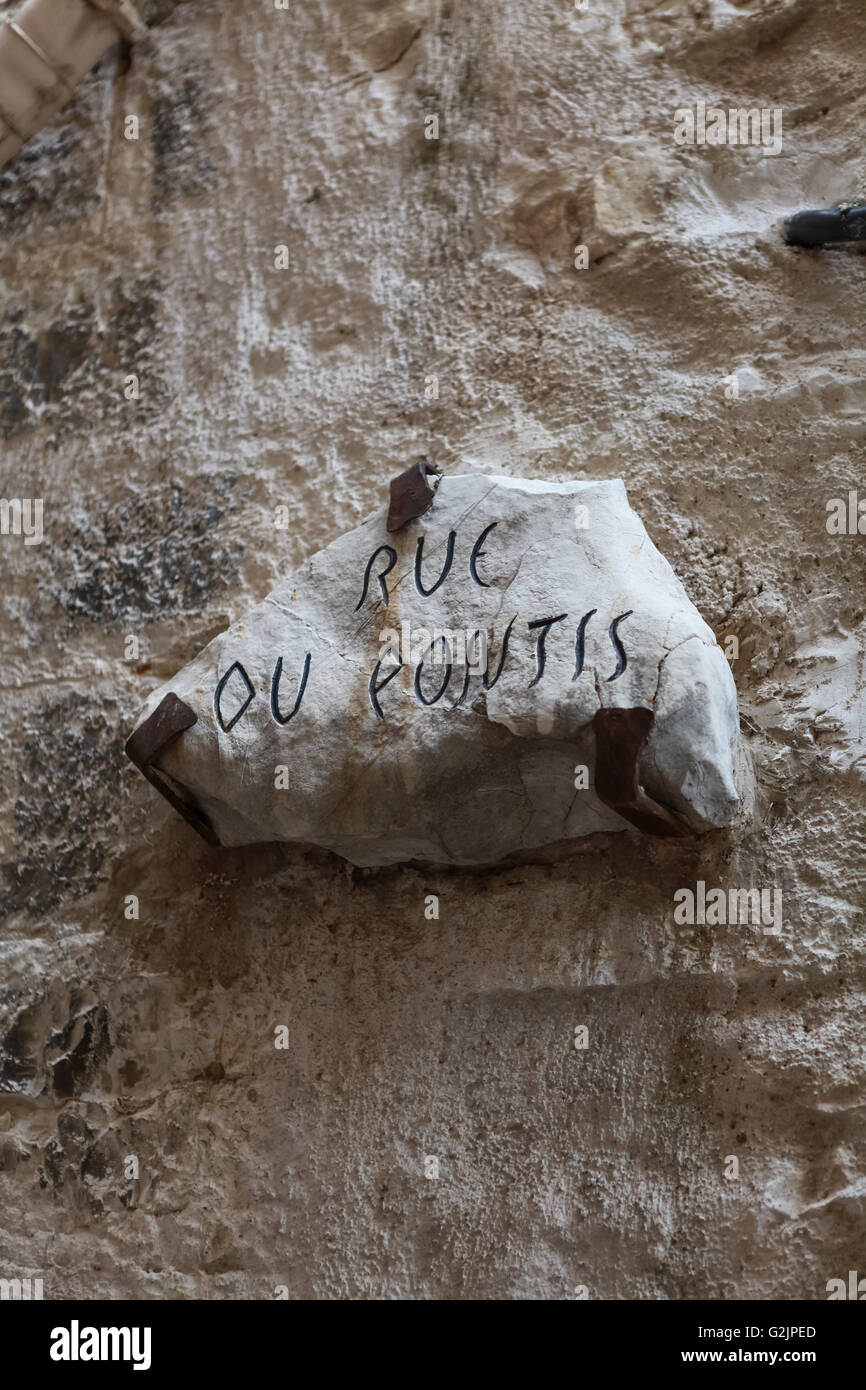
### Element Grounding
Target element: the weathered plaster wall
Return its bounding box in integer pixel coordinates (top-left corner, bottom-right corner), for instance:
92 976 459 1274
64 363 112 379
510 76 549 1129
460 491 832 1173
0 0 864 1299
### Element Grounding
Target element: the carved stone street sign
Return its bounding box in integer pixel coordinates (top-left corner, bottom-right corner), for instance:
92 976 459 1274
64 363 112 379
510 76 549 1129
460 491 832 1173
126 474 746 866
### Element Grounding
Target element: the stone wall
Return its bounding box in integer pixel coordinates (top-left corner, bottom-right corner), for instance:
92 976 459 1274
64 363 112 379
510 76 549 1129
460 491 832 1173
0 0 863 1299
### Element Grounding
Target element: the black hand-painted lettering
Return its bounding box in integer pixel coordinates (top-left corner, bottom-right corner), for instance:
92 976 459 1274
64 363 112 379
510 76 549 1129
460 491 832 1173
455 629 487 706
414 636 453 706
355 545 398 611
369 658 403 719
469 522 497 587
475 617 514 692
528 613 568 687
457 623 509 703
482 616 516 690
607 610 633 681
270 653 311 725
572 608 597 680
214 661 255 733
414 530 456 597
455 657 474 706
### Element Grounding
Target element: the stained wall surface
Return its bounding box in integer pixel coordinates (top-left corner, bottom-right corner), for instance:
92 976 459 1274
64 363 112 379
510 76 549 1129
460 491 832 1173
0 0 864 1299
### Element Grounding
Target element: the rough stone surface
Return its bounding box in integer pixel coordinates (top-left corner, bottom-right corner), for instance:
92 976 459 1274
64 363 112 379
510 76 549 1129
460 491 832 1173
0 0 864 1300
134 473 746 862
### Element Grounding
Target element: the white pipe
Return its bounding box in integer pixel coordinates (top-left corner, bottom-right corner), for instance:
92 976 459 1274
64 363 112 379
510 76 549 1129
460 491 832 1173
0 0 145 167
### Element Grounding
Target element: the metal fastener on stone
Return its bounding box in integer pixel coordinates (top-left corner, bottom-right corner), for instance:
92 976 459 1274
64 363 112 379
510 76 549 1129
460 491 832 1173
387 457 442 533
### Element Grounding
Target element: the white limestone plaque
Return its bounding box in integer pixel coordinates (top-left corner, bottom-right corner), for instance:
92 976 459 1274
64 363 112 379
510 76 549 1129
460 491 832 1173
126 474 747 866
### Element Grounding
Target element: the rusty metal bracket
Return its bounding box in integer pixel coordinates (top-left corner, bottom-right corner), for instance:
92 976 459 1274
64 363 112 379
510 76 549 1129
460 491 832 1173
387 457 440 532
593 706 692 838
125 692 221 846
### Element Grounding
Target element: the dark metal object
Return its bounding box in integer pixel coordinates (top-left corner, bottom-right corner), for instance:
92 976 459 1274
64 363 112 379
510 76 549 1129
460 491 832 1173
784 203 866 248
125 692 220 846
387 457 439 532
593 707 691 839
